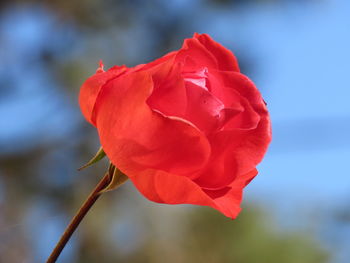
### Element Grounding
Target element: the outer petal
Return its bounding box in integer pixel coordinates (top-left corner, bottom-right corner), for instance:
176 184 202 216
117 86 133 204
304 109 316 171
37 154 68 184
94 71 211 176
230 115 272 174
194 113 271 189
194 33 240 72
203 169 258 218
139 51 177 72
79 65 127 125
80 55 176 126
208 70 264 130
130 170 215 207
129 168 257 219
175 37 218 71
147 62 188 117
221 95 261 130
193 131 240 189
217 71 268 114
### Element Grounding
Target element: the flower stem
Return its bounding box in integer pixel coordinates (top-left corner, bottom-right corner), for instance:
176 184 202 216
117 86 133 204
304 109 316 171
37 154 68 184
46 172 111 263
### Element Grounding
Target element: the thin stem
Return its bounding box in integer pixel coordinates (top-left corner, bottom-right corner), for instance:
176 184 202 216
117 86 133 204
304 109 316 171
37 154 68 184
46 172 111 263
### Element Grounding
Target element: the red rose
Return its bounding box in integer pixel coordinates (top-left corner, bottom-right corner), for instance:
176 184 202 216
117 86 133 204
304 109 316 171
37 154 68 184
79 33 271 218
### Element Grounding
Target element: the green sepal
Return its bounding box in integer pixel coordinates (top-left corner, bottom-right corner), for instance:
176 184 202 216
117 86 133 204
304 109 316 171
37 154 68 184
99 166 128 194
78 147 106 171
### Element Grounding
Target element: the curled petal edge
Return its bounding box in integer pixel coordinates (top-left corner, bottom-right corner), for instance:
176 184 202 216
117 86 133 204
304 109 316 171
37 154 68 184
129 168 258 219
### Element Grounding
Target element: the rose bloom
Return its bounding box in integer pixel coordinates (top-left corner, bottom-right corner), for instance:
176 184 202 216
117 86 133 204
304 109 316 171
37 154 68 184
79 33 271 218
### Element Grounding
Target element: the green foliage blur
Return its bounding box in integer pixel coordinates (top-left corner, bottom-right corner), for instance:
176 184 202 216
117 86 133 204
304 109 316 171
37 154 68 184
182 208 328 263
86 206 328 263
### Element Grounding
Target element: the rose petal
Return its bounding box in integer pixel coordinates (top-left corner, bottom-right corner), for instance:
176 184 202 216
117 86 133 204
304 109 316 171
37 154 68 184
176 37 218 71
194 33 240 72
146 62 188 117
230 115 271 175
129 169 215 206
194 131 241 189
218 71 268 114
184 81 225 133
183 67 208 90
222 96 261 130
149 75 227 134
140 51 177 72
206 71 260 130
207 71 242 106
79 65 127 125
94 71 211 176
194 112 270 189
129 168 257 219
203 169 258 218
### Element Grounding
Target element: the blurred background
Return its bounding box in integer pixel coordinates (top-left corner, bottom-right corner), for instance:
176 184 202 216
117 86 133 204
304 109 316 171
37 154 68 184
0 0 349 262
